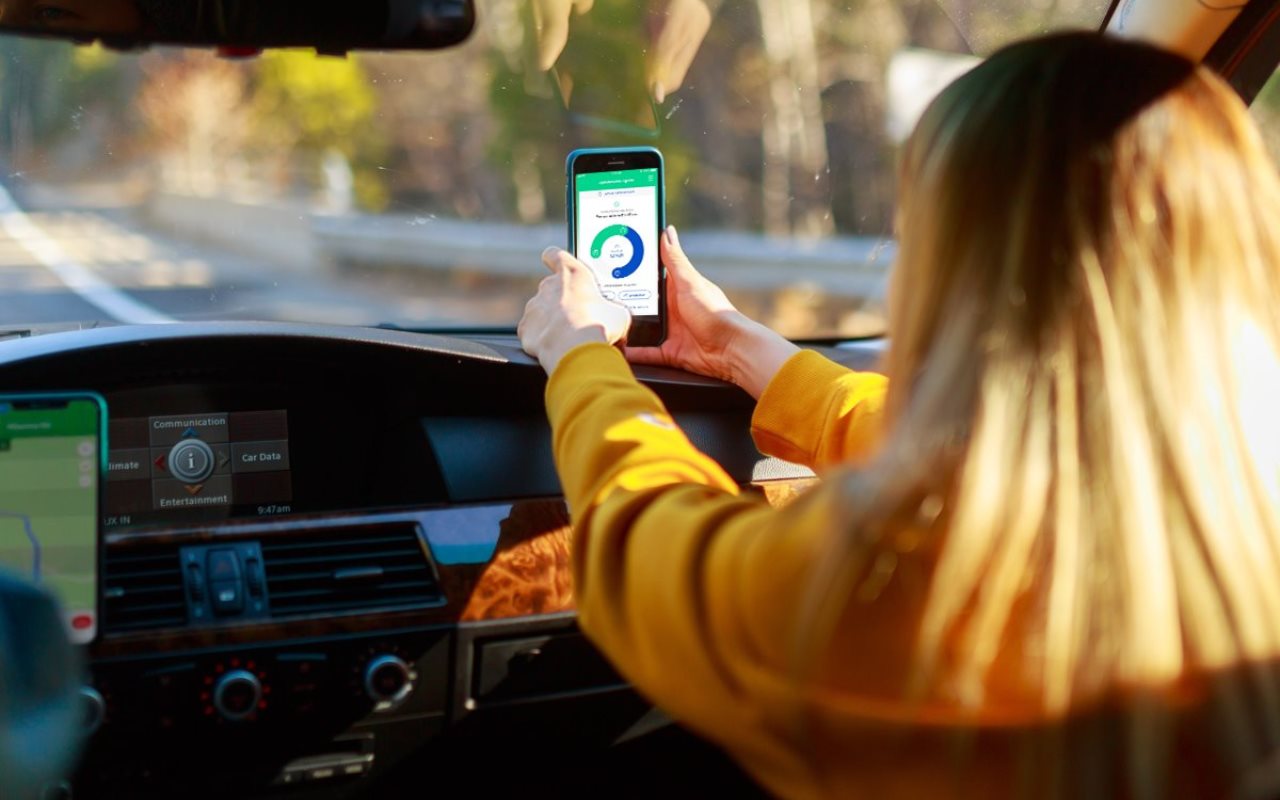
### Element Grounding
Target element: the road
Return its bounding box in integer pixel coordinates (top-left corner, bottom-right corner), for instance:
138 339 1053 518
0 181 888 338
0 182 531 331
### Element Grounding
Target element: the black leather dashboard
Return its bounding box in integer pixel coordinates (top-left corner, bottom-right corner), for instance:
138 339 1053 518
0 322 834 518
0 322 882 798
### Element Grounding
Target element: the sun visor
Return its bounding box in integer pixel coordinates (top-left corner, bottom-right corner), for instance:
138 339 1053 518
1107 0 1246 60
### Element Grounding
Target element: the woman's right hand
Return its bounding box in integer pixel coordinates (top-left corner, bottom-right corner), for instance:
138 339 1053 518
626 226 799 398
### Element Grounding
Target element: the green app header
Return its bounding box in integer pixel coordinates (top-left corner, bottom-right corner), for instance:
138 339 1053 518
0 399 99 440
576 168 658 192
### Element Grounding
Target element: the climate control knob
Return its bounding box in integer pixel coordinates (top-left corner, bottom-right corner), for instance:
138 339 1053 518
364 655 413 707
213 669 262 721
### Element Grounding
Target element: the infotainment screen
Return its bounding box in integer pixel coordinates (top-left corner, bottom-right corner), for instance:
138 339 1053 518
0 394 104 644
105 410 292 527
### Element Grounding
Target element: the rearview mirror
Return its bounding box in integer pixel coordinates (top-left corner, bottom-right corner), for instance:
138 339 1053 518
0 0 475 53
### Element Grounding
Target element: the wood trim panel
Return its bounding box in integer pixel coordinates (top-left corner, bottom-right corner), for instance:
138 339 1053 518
93 478 818 659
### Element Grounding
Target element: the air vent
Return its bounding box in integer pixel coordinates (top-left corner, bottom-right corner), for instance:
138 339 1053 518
103 543 186 633
261 523 442 618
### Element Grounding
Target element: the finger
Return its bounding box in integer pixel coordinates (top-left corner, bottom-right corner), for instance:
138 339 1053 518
517 298 539 341
572 0 595 13
666 5 711 90
659 225 701 281
646 44 670 104
535 5 571 71
542 246 572 274
664 31 704 91
646 1 711 99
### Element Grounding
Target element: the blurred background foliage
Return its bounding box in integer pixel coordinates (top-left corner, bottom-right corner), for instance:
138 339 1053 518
0 0 1109 229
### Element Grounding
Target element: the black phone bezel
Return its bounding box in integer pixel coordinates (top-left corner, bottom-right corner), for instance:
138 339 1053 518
567 148 667 347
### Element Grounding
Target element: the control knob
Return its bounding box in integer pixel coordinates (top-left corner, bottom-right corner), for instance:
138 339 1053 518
363 655 414 708
213 669 262 721
79 686 105 735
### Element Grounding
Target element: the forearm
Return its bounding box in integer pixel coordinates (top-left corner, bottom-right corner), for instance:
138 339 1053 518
722 316 801 400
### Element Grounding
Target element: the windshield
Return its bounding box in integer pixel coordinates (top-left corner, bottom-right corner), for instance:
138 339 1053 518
0 0 1107 338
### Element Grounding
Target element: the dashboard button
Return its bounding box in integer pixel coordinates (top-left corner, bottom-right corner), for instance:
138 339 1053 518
206 549 241 581
364 655 414 708
245 558 265 597
153 475 232 509
210 579 244 615
213 670 261 721
230 439 291 474
105 448 150 482
214 444 232 474
79 685 105 735
186 563 205 603
167 439 216 483
149 413 230 446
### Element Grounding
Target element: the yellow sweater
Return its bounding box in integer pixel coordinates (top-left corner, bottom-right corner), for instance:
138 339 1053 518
547 343 1240 799
547 342 897 798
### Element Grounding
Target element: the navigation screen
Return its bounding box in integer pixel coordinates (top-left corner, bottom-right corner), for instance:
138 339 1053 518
0 396 102 644
105 410 292 526
575 167 660 317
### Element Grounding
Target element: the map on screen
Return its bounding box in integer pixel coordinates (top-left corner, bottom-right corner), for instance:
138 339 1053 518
0 397 100 644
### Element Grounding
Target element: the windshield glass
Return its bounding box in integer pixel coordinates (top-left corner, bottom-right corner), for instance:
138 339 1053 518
0 0 1107 338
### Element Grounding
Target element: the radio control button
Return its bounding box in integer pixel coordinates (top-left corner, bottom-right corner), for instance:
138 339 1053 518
364 655 413 708
213 670 261 721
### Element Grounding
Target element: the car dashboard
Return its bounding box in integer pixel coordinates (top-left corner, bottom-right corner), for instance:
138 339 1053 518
0 321 878 798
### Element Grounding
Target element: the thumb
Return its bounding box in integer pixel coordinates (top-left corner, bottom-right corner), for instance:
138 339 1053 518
660 225 701 282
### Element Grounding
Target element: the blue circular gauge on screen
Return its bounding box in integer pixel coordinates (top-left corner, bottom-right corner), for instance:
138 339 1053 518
589 224 645 279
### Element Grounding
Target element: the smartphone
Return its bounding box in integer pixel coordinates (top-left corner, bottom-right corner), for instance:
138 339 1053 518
0 393 106 644
567 147 667 347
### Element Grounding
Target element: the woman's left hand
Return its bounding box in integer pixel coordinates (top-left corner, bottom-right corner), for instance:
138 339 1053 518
519 246 632 374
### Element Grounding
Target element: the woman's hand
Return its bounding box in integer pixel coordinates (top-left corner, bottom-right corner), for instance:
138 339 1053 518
646 0 712 103
531 0 710 103
531 0 595 70
519 246 631 374
627 227 799 398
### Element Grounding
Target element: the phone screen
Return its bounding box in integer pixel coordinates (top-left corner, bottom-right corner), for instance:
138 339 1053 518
574 167 661 317
0 396 102 644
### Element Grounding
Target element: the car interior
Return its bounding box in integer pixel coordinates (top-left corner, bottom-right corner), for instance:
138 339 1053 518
1 0 1280 797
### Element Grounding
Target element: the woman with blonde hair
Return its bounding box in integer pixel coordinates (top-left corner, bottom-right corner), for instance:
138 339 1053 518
518 32 1280 797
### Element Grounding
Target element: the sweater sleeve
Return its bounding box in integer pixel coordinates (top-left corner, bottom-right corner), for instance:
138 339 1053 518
545 343 877 791
750 349 889 470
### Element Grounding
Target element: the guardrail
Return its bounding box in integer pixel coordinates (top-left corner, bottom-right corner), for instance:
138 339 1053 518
146 192 895 300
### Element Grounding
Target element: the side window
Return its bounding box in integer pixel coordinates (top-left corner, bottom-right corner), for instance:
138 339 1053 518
1250 69 1280 163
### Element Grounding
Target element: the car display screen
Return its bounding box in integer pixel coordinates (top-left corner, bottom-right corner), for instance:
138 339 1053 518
0 396 102 644
105 410 292 526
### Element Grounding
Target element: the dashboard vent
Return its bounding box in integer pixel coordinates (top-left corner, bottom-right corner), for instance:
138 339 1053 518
103 543 186 633
261 523 442 618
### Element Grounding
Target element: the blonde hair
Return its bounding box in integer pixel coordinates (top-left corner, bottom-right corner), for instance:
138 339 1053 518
805 32 1280 792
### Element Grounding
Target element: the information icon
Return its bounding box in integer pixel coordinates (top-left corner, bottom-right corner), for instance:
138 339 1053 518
167 439 215 484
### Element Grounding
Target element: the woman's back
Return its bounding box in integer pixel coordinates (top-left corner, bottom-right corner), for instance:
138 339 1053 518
519 31 1280 799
